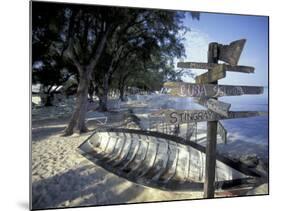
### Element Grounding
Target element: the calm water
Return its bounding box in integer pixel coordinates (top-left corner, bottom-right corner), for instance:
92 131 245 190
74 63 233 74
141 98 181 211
130 88 269 147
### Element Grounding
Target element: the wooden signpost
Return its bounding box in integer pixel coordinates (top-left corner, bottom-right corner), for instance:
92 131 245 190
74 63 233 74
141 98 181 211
204 42 219 198
164 82 263 98
217 39 246 65
195 98 231 117
164 109 266 124
162 39 267 198
195 64 226 84
177 62 255 73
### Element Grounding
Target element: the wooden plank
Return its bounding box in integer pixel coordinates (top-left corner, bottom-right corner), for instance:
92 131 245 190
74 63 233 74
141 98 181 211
163 82 263 97
177 62 216 69
177 62 254 73
195 97 231 117
195 64 226 83
217 121 227 144
225 65 254 73
164 110 267 125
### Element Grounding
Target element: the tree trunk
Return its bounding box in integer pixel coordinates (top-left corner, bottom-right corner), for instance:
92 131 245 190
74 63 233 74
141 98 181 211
63 20 113 136
88 81 94 102
43 92 54 106
119 86 125 101
98 94 108 111
41 85 55 106
63 69 90 136
97 74 109 111
118 74 129 102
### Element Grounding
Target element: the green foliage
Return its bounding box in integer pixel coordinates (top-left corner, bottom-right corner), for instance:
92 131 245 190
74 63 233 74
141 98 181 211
32 2 195 98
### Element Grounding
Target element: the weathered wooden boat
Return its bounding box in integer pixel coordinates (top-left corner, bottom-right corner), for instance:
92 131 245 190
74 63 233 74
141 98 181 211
78 127 265 192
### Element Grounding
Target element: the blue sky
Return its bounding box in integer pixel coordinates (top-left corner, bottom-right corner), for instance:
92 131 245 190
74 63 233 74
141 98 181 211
179 12 268 87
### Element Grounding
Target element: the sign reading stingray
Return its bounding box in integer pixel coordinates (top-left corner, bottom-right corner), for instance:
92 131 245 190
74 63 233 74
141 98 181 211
163 82 264 98
164 110 267 125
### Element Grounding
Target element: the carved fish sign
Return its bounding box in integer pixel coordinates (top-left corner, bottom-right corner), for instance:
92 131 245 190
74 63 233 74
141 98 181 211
163 82 264 98
218 39 246 65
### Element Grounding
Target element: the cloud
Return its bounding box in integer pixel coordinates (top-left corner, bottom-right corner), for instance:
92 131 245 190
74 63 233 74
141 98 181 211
184 29 210 62
176 29 210 82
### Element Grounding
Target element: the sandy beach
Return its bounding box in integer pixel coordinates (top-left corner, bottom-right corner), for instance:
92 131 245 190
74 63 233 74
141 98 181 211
32 115 204 209
31 96 268 210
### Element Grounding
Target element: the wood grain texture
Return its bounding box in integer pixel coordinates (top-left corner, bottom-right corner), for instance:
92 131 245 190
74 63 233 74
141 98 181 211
195 97 231 117
164 82 264 97
164 109 267 124
195 64 226 83
177 62 254 73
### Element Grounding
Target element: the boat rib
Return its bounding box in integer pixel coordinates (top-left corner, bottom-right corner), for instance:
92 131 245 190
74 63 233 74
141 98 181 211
111 133 131 167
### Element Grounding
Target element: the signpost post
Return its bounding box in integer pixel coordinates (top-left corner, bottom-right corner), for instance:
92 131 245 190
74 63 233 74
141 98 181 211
204 42 219 198
160 39 267 198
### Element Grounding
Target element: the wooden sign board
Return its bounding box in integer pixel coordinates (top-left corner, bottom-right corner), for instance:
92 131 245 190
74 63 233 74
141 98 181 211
163 82 264 98
225 65 255 74
217 121 227 144
163 109 267 124
195 65 226 84
195 98 231 117
177 62 254 73
218 39 246 66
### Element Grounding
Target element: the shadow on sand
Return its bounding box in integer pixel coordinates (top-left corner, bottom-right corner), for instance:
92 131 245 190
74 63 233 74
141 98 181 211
32 164 146 210
32 126 66 142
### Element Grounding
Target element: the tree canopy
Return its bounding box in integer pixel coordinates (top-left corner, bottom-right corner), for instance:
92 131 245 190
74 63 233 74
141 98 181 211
32 2 192 135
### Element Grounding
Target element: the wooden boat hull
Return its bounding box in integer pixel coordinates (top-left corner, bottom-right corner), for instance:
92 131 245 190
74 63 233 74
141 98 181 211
78 127 263 191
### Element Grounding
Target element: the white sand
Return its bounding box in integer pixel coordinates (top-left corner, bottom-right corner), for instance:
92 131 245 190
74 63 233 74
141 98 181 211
32 124 203 210
32 95 268 209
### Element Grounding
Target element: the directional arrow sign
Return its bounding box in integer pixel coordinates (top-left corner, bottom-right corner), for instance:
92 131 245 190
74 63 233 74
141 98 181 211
177 62 254 73
195 98 231 117
163 82 264 98
195 64 226 83
164 110 267 124
217 121 227 144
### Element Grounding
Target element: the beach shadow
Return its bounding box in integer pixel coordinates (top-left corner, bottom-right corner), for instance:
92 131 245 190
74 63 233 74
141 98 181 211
32 126 66 142
31 164 145 210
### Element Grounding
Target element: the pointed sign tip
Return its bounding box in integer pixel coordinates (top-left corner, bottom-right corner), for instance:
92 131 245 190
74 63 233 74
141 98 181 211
218 39 247 66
